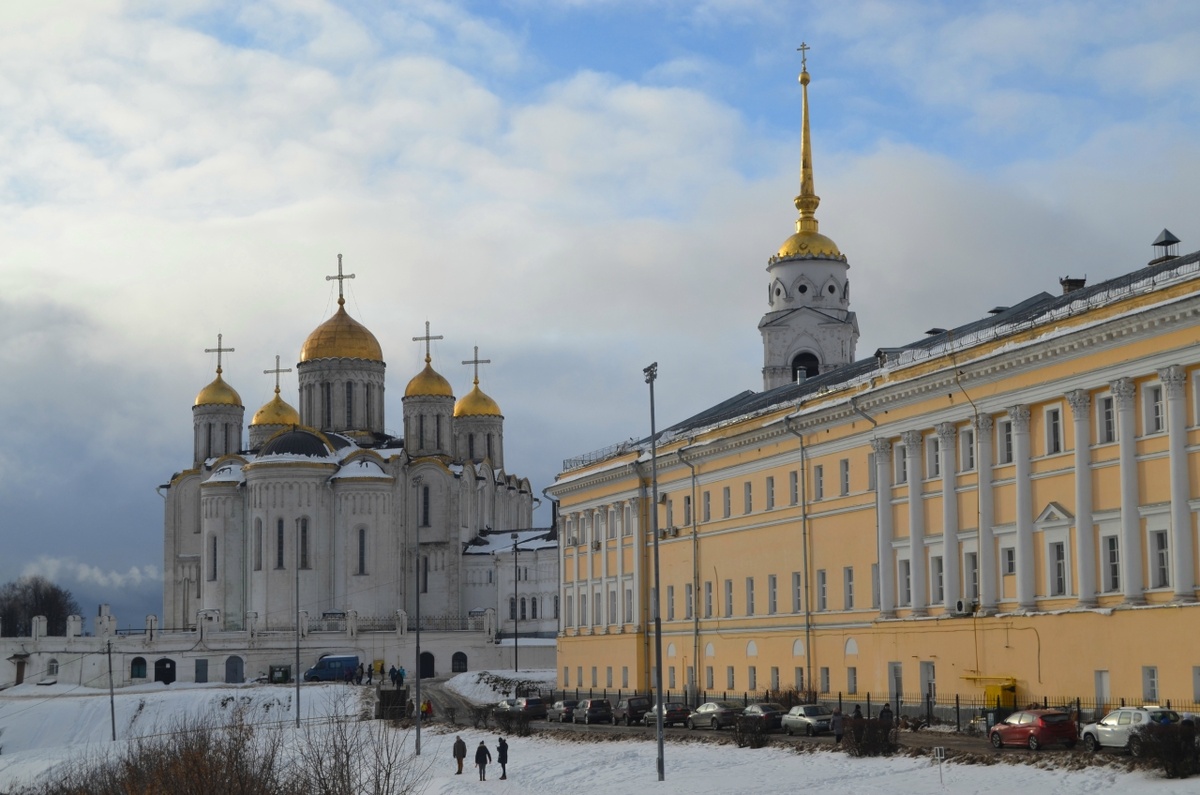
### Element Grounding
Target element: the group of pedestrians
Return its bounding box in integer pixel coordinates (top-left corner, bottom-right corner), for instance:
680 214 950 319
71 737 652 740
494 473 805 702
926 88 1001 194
452 735 509 781
387 665 407 688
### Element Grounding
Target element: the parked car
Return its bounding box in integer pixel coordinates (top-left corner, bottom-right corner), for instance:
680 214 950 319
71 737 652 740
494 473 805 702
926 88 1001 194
547 699 579 722
988 709 1077 750
781 704 834 736
1081 706 1181 755
573 698 614 724
742 702 786 731
687 701 743 730
643 702 692 728
492 698 519 715
614 696 653 726
513 696 547 719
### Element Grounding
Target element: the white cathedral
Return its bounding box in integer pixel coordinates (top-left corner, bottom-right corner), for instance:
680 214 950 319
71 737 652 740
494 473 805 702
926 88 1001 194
163 261 557 642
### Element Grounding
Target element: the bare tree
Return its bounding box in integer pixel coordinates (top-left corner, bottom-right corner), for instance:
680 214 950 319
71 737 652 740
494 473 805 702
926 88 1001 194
0 576 82 637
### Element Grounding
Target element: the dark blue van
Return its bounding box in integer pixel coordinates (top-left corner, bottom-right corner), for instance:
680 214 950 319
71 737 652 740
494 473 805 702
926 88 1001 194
303 654 360 682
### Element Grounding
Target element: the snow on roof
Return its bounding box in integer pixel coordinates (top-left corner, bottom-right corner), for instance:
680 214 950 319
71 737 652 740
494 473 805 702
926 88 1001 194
331 457 390 480
464 528 557 554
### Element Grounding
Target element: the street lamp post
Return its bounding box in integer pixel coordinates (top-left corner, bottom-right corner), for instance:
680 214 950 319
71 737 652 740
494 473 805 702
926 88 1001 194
645 362 666 782
512 532 520 673
412 476 422 756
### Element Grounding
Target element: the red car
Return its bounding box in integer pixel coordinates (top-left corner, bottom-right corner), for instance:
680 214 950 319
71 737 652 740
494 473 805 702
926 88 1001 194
989 709 1077 750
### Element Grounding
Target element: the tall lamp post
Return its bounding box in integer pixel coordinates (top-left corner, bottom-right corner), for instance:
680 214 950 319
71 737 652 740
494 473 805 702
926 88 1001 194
412 476 423 756
511 532 520 673
645 362 666 782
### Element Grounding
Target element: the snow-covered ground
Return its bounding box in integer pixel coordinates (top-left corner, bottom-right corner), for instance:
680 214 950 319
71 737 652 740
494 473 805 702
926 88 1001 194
1 676 1194 794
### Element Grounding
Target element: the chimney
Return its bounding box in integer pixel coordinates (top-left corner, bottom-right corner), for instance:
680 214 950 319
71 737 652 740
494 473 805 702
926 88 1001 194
1149 228 1180 267
1059 276 1087 295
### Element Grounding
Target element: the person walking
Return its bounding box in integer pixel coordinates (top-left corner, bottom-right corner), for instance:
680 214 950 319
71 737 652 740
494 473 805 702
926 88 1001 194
365 663 373 685
389 665 398 688
356 663 365 685
496 737 509 780
452 735 467 775
474 740 492 781
422 698 434 720
398 666 406 687
852 704 863 721
831 707 844 746
878 703 894 732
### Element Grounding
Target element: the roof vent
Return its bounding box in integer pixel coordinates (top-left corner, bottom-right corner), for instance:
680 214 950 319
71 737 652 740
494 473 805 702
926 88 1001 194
1059 276 1087 295
987 306 1009 315
1149 228 1180 266
925 327 947 336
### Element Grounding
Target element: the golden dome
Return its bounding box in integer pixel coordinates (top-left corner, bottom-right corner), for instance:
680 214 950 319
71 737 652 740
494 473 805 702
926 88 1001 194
776 229 843 261
300 299 383 363
251 390 300 426
454 382 502 417
405 357 454 397
194 372 242 407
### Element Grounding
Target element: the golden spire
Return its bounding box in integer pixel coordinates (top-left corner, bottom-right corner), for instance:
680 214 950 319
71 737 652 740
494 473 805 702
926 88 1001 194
794 41 820 235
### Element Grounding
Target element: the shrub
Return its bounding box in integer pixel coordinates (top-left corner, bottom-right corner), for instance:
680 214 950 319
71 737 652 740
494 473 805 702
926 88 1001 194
842 718 897 758
470 706 492 729
1141 722 1200 779
733 716 769 749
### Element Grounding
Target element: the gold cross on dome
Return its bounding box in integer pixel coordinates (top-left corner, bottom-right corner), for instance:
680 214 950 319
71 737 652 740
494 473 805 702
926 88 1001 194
204 333 234 375
461 345 491 385
263 354 292 394
797 41 809 71
412 321 444 363
326 253 355 303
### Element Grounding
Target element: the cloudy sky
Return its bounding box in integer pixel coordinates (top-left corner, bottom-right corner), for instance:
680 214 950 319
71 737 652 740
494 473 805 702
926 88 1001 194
3 0 1199 628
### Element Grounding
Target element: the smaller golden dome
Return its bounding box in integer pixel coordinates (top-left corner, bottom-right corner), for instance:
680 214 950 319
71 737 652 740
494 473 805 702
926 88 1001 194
195 371 242 407
251 390 300 426
405 357 454 398
300 300 383 363
776 229 844 261
454 382 502 417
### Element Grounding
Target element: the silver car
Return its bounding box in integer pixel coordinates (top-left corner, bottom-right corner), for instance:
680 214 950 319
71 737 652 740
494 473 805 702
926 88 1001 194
782 704 834 736
1081 706 1180 755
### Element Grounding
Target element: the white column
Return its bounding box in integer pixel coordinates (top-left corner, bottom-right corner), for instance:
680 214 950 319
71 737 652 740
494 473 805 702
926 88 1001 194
631 496 642 629
1010 405 1035 611
902 430 927 615
1112 377 1143 605
974 414 996 612
937 422 959 612
1160 366 1195 601
1067 390 1096 607
872 437 896 618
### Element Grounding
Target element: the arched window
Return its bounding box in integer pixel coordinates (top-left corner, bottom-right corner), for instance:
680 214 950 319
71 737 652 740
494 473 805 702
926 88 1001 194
321 383 332 428
365 384 373 427
520 598 527 620
451 652 468 673
130 657 147 679
357 527 367 575
509 597 516 620
345 382 354 427
253 520 262 571
791 352 820 382
468 433 476 459
298 518 310 569
208 534 218 581
276 519 285 569
47 658 59 676
530 597 538 619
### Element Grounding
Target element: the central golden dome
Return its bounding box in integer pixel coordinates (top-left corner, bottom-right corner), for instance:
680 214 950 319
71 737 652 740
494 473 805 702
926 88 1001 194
195 372 242 407
454 383 502 417
300 300 383 363
776 229 843 261
251 391 300 426
405 358 454 397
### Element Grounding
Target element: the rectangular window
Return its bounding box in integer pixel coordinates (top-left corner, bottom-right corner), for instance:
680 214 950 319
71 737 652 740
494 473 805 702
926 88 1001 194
813 465 824 500
345 381 354 427
1046 407 1063 454
789 471 799 505
727 666 735 690
208 534 217 581
1003 547 1016 575
768 574 777 614
566 595 573 627
276 519 285 569
724 579 733 617
1051 542 1067 596
421 485 431 526
1147 385 1165 434
593 591 601 625
931 556 943 602
820 667 830 694
563 666 570 687
591 667 598 688
965 552 978 600
421 555 428 593
748 665 757 691
998 420 1014 464
745 577 755 616
1099 396 1116 443
665 499 673 530
722 487 731 518
795 667 804 691
580 593 587 626
743 482 752 514
1105 536 1120 591
625 588 633 623
847 666 858 695
899 560 911 606
702 491 711 522
871 563 880 609
624 505 632 536
928 436 941 478
839 459 850 495
622 666 629 688
606 666 613 688
683 495 692 526
357 527 367 575
770 666 780 690
843 566 854 610
766 476 775 510
961 428 975 471
609 589 617 624
895 444 907 483
1152 530 1170 588
669 666 676 689
792 572 803 612
705 666 714 690
685 583 693 619
816 569 827 611
1143 666 1159 703
253 523 262 572
666 585 675 621
299 519 309 570
704 581 713 618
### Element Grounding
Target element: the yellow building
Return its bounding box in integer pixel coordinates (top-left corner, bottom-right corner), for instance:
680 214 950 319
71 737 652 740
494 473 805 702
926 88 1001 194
547 63 1200 710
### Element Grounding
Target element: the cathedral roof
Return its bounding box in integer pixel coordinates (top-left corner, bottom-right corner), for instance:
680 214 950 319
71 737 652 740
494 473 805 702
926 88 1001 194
405 358 454 398
454 382 502 417
194 371 242 407
251 391 300 426
300 299 383 363
259 427 335 458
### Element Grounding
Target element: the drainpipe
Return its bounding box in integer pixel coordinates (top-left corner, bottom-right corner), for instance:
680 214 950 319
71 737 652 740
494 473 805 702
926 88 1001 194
783 416 812 694
678 442 701 705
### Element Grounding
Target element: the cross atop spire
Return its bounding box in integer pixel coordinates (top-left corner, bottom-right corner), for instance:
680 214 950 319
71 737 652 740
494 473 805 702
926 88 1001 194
263 354 292 395
461 345 491 385
326 253 355 306
412 321 444 364
797 41 809 72
205 333 234 375
794 42 820 233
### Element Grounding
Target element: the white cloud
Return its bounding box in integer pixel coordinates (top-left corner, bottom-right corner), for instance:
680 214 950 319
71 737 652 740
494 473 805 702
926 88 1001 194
21 557 162 590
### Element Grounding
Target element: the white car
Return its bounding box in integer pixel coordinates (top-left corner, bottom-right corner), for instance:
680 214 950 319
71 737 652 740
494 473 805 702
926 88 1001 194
1080 706 1180 755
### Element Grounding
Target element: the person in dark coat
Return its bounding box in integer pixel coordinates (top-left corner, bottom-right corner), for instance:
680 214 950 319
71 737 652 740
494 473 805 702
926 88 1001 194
398 666 406 687
474 740 492 781
831 708 844 745
496 737 509 780
452 735 467 775
878 703 894 730
356 663 365 685
389 665 398 688
852 704 863 721
365 663 373 685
